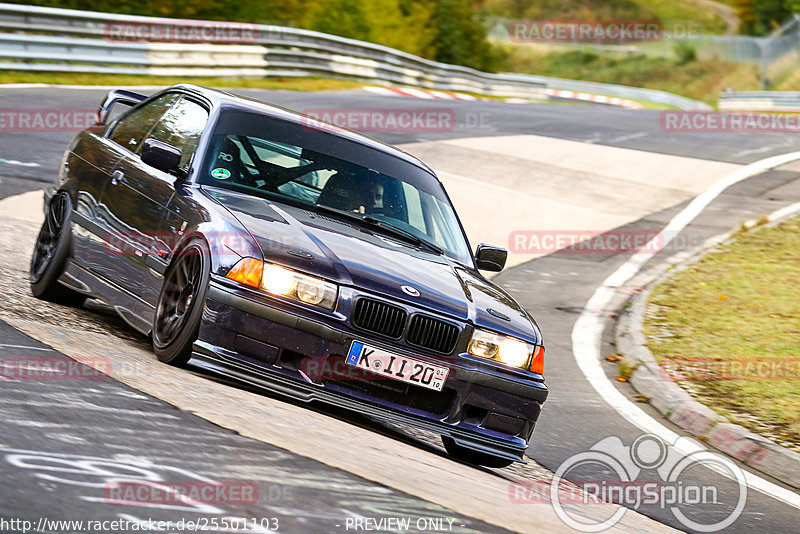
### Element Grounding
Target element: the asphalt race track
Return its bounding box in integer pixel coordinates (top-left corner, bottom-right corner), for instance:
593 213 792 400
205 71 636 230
1 85 800 533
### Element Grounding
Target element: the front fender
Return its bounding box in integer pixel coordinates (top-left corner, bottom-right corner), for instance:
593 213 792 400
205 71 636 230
160 185 262 278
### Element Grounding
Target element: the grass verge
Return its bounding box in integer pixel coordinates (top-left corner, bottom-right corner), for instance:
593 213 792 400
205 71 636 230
644 215 800 450
503 47 760 106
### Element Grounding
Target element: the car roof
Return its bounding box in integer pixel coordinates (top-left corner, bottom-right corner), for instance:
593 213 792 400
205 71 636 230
171 83 437 177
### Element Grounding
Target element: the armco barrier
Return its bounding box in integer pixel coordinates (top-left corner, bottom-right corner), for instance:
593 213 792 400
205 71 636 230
0 2 712 109
719 90 800 111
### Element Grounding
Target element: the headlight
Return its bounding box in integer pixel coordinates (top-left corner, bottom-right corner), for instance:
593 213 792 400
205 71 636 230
226 258 338 310
261 264 296 295
468 329 543 372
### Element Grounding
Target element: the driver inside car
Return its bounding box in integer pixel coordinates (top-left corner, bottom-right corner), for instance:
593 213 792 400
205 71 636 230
317 170 386 215
360 178 384 213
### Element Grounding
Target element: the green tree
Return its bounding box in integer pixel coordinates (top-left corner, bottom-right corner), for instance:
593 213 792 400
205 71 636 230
304 0 435 58
369 0 436 57
307 0 372 41
736 0 799 35
429 0 501 71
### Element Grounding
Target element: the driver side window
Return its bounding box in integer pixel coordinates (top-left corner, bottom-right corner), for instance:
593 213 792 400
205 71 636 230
110 94 180 153
144 97 208 170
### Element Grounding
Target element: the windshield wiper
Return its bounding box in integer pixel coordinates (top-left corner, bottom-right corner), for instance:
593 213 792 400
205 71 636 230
365 217 445 255
314 204 444 255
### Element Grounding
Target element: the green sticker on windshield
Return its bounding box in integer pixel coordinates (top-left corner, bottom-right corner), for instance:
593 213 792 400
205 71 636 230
211 167 231 180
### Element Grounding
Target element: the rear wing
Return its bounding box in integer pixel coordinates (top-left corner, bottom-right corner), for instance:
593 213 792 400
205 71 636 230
96 89 146 126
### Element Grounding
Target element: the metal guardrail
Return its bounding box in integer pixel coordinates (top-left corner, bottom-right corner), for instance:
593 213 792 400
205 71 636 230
0 3 712 109
719 90 800 111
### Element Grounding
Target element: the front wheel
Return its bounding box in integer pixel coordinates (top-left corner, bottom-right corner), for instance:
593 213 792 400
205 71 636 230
442 436 515 468
152 238 211 366
29 192 86 306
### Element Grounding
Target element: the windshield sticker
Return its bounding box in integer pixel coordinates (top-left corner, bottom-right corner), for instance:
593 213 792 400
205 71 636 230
211 167 231 180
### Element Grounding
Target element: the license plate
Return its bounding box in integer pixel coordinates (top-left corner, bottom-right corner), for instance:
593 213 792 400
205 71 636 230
346 341 449 392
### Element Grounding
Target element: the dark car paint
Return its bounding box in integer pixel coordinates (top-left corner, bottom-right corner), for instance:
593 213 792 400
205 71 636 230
207 187 539 341
47 83 547 462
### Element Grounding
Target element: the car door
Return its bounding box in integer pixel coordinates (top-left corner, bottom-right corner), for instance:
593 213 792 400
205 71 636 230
102 95 209 310
89 93 182 288
68 132 127 270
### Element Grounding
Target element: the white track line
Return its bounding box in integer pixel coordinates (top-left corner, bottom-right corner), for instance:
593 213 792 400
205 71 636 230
572 150 800 508
0 158 40 168
0 344 55 352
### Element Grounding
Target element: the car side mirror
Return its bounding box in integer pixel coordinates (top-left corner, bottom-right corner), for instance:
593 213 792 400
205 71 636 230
475 244 507 272
141 138 182 176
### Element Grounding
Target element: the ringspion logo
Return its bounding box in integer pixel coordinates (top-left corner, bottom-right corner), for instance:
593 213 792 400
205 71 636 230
511 434 747 532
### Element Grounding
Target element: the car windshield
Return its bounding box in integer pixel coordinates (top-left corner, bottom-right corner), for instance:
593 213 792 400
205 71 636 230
199 109 473 265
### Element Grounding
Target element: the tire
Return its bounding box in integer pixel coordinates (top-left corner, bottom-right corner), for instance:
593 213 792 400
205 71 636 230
152 238 210 366
29 192 86 307
442 436 515 468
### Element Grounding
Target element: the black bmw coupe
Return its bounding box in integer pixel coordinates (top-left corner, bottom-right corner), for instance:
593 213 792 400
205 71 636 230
31 84 547 467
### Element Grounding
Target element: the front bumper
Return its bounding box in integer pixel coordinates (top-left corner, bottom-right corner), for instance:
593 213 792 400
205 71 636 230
43 186 56 210
194 279 548 462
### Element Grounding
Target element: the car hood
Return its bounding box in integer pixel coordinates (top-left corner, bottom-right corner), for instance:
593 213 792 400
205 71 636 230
206 189 540 343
